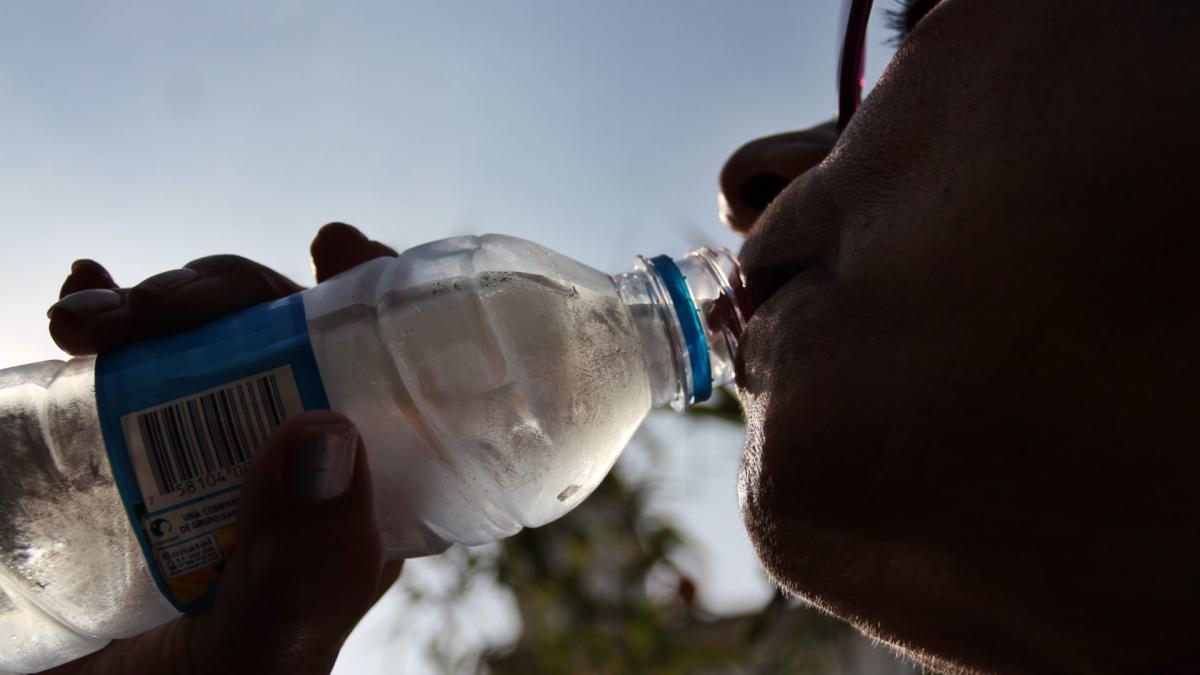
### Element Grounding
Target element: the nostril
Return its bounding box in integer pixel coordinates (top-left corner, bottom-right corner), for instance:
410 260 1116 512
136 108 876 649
740 174 792 213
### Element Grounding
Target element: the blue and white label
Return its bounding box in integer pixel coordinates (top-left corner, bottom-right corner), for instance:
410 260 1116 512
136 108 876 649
95 292 330 610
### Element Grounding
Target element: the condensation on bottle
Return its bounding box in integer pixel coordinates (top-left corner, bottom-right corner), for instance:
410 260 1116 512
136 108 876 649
0 234 752 673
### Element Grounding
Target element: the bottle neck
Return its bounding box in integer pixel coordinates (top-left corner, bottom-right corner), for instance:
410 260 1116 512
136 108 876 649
613 247 753 411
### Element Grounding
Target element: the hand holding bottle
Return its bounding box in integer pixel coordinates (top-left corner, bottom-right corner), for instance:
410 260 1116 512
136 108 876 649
48 223 398 355
42 223 403 675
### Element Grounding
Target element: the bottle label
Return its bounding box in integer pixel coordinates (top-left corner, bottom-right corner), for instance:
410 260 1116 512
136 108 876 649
95 293 330 612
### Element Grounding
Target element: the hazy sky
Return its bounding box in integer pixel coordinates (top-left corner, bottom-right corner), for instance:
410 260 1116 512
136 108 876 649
0 1 900 671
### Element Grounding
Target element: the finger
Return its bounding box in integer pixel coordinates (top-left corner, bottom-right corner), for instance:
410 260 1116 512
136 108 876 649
189 411 384 674
310 222 399 283
50 260 131 356
126 255 304 334
49 255 304 356
718 119 839 234
47 288 140 356
59 259 118 299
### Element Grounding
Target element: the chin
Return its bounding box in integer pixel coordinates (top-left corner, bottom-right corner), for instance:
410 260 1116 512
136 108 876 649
737 448 979 674
737 402 1054 675
736 386 835 610
735 374 981 673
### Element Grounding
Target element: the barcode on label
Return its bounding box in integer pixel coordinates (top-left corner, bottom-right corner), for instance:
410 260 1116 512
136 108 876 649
122 365 305 511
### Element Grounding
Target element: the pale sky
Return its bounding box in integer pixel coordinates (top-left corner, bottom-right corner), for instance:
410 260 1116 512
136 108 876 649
0 1 900 672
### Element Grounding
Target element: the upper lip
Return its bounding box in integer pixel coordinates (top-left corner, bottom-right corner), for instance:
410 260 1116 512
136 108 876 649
738 233 830 313
733 249 825 390
735 177 840 310
740 256 812 310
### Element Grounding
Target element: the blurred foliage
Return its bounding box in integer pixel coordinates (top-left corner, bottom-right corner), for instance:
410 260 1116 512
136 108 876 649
403 387 853 674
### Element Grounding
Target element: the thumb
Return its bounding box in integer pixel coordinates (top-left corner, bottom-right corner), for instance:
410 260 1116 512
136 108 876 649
193 411 385 674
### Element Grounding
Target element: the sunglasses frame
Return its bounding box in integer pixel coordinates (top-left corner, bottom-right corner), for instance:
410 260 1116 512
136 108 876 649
838 0 875 131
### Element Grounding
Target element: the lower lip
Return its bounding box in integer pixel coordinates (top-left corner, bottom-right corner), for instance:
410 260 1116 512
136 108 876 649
735 273 812 387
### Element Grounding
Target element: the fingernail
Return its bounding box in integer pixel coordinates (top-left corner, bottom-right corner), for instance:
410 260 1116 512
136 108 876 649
137 268 200 294
289 422 358 502
47 288 123 318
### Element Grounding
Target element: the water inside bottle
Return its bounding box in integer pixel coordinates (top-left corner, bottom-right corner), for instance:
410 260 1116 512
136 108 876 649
309 268 652 549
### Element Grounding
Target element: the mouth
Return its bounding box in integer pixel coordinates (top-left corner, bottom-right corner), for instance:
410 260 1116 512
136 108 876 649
732 240 835 393
738 224 832 313
732 170 841 387
741 257 809 310
735 218 835 312
733 270 804 390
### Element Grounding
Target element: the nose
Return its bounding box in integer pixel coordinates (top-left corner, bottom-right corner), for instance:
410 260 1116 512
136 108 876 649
718 120 840 234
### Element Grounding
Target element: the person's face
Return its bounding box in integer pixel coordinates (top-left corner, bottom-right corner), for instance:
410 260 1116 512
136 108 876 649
726 1 1200 672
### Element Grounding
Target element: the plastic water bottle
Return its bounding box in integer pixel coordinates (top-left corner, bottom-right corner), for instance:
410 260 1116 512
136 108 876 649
0 234 751 673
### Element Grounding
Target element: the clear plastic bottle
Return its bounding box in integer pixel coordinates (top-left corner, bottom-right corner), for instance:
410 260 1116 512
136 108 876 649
0 234 751 673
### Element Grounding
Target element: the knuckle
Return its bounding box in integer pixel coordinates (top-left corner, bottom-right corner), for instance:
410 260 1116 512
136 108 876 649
135 268 201 294
183 254 260 275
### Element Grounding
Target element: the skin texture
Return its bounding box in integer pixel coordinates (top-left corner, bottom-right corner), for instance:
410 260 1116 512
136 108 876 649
725 1 1200 672
42 2 1199 672
45 224 404 675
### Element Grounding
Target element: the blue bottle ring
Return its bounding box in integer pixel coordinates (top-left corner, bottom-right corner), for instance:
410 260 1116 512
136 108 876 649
648 255 712 403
